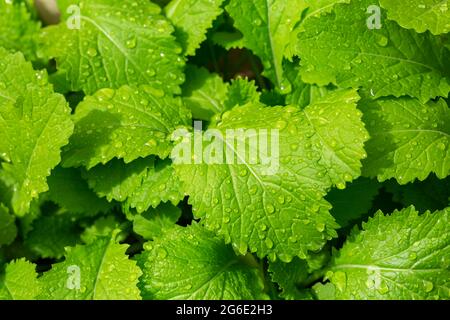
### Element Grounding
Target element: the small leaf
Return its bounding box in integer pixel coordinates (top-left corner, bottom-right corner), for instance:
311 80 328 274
39 231 142 300
0 259 40 300
133 203 181 240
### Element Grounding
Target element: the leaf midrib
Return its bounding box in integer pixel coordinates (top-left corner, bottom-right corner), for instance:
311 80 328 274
332 264 444 273
264 0 282 88
92 238 111 299
80 16 152 86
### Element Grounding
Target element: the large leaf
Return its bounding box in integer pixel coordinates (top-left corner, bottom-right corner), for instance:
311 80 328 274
361 97 450 184
0 0 40 61
0 51 74 215
297 0 450 102
380 0 450 35
165 0 225 56
40 0 184 94
138 223 268 300
174 89 368 261
323 207 450 300
62 85 191 169
39 231 142 300
225 0 305 90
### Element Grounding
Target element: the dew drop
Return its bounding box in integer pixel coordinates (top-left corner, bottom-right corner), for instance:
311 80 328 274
238 242 248 255
142 85 165 98
278 254 293 263
423 281 434 293
159 248 168 258
266 204 275 214
377 282 389 295
316 222 325 232
249 185 258 195
336 182 346 190
239 169 248 177
279 79 292 94
87 47 97 57
275 120 287 130
96 88 115 101
265 238 274 249
146 68 156 76
376 35 389 47
126 37 137 49
145 139 157 147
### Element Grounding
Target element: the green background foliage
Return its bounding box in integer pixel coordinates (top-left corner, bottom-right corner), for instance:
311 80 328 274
0 0 448 300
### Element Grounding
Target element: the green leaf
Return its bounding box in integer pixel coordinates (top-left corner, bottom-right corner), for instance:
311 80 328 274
182 65 229 120
285 0 351 60
225 0 305 90
80 215 120 244
174 89 368 261
269 258 313 300
0 49 47 104
39 231 142 300
312 282 336 300
360 97 450 184
297 0 450 102
62 85 191 169
47 166 114 216
85 157 184 213
326 207 450 300
0 51 74 216
24 214 80 259
133 203 181 240
284 60 332 108
84 158 149 203
0 204 17 246
0 0 40 61
165 0 225 56
124 158 185 213
326 178 381 228
138 223 268 300
16 197 42 237
0 259 40 300
380 0 450 35
182 67 261 121
224 77 261 109
40 0 184 95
